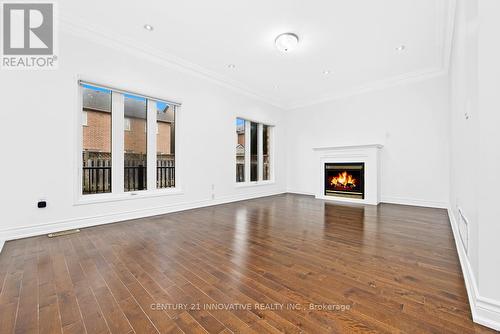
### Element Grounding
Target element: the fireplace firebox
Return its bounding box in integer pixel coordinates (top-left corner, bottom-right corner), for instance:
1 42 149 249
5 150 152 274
324 162 365 199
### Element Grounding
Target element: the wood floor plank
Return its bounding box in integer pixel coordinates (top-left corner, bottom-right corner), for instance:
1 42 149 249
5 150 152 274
82 231 184 334
50 238 86 333
0 240 28 334
14 242 39 334
38 237 63 334
64 239 109 334
0 194 496 333
118 296 159 334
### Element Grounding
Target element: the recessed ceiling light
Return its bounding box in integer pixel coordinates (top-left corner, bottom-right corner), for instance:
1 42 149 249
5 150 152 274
396 45 406 52
144 24 154 31
323 70 331 75
227 64 236 69
275 33 299 53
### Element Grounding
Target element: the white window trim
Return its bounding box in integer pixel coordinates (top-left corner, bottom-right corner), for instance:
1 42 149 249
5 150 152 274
244 120 251 182
75 80 182 205
146 100 157 191
124 117 131 131
258 123 263 181
112 92 125 195
82 111 88 126
235 118 275 187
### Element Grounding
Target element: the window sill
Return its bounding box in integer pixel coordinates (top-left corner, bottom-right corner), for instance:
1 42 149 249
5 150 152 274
74 188 183 206
235 180 276 188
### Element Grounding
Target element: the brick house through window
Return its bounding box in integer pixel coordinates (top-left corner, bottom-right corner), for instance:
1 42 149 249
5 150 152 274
82 86 175 194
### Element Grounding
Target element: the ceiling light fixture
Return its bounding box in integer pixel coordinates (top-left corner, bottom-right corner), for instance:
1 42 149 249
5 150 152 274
396 45 406 52
144 24 154 31
275 33 299 53
323 70 331 75
227 64 236 69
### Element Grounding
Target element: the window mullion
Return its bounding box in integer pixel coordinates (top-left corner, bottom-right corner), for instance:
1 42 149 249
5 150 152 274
244 120 251 182
258 123 263 181
269 126 274 181
112 92 124 194
147 100 157 190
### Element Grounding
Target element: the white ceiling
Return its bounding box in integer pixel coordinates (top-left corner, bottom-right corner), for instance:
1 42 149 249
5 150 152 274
60 0 455 109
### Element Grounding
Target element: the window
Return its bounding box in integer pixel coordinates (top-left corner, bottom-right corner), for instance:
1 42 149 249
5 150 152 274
263 125 270 180
235 118 245 182
156 101 175 188
235 118 273 184
124 94 147 192
81 84 112 194
79 81 179 197
250 122 258 181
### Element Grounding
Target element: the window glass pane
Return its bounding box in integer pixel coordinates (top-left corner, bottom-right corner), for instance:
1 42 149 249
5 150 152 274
236 118 245 182
263 125 271 180
156 101 175 188
82 84 112 194
124 94 147 191
250 122 258 181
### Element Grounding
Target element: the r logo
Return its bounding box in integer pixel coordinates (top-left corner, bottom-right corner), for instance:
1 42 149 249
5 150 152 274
2 3 53 55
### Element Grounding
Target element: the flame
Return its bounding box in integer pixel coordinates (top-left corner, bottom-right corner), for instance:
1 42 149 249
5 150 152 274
330 171 357 188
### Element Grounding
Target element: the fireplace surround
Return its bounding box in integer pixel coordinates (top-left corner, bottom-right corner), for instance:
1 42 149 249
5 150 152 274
313 144 383 205
324 162 365 199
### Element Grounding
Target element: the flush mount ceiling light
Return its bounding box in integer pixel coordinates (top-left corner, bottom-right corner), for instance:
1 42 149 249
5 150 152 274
275 33 299 53
323 70 331 75
396 45 406 52
227 64 236 69
144 24 154 31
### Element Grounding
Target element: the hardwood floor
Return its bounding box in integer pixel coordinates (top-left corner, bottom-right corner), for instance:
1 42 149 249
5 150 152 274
0 194 495 333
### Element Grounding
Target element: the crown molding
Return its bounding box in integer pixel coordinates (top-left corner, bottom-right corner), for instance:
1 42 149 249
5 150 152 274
59 1 456 111
285 0 457 110
59 15 287 110
285 67 447 110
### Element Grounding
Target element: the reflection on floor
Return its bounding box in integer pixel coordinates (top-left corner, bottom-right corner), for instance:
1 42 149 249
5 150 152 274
0 194 494 333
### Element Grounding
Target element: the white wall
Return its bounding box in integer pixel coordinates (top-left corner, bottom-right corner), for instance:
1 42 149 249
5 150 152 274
449 0 480 288
477 0 500 306
0 30 287 241
0 5 497 331
449 0 500 329
285 76 450 208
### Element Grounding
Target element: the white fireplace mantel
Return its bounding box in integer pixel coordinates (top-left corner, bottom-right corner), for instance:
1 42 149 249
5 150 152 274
313 144 384 151
313 144 383 205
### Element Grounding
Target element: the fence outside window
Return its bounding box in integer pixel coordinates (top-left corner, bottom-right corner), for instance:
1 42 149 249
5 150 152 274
82 152 174 194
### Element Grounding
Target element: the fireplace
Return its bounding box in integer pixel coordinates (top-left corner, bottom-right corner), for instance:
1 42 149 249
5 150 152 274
314 145 382 204
324 162 365 199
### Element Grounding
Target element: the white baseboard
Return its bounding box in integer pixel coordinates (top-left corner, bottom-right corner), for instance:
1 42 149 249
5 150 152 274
447 207 500 331
285 190 315 196
1 190 285 242
381 196 448 209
